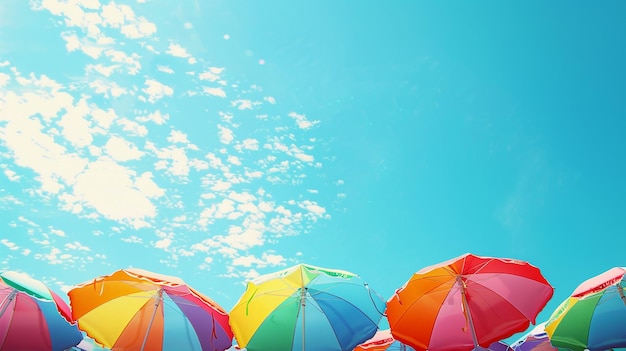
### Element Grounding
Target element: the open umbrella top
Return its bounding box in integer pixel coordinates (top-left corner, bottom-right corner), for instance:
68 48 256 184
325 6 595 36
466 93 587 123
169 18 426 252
353 329 416 351
508 322 557 351
0 271 83 351
229 263 386 351
545 267 626 351
69 268 233 351
354 330 508 351
571 266 626 298
386 253 554 351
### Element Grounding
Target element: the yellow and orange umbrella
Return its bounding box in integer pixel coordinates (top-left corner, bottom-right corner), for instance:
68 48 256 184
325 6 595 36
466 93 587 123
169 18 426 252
69 268 233 351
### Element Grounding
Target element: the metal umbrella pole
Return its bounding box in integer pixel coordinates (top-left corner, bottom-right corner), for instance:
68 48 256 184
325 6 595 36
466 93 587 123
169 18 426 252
141 288 163 351
458 276 480 350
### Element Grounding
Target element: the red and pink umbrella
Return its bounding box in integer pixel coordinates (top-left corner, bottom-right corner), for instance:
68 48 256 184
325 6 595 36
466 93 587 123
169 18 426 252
386 253 554 351
0 271 82 351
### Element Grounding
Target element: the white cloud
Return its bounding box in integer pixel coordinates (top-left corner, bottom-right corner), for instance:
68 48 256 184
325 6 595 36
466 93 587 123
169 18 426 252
117 118 148 137
1 239 18 250
157 65 174 74
167 130 189 144
0 73 10 87
142 79 173 103
231 99 256 110
0 115 89 193
57 98 94 148
166 43 190 58
121 18 157 38
136 110 168 125
293 153 314 163
104 49 141 75
104 135 144 161
68 159 159 225
87 64 119 77
121 235 143 244
91 107 117 130
155 238 172 249
302 201 325 217
65 241 90 251
199 67 224 81
227 155 241 166
50 228 66 237
218 125 234 144
134 172 164 198
241 138 259 150
288 112 319 129
221 227 264 250
152 145 192 177
203 87 226 98
4 170 19 182
89 79 127 98
211 180 231 192
100 2 134 28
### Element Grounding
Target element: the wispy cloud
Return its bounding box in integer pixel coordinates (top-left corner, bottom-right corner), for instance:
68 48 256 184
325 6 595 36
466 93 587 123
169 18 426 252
0 0 333 280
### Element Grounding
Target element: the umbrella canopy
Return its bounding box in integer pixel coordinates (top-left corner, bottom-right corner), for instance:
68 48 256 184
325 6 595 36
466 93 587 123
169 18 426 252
229 263 386 351
0 270 83 351
386 253 554 351
508 322 557 351
475 341 509 351
544 267 626 351
353 329 416 351
352 330 513 351
69 268 233 351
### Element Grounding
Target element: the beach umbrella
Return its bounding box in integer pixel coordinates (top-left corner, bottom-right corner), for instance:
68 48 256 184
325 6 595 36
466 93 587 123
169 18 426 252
68 268 233 351
0 270 83 351
544 267 626 351
386 253 554 351
353 329 416 351
508 322 557 351
229 263 386 351
475 341 509 351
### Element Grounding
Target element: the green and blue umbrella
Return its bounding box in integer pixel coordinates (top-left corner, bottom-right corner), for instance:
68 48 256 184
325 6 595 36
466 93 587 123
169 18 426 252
229 263 386 351
545 267 626 351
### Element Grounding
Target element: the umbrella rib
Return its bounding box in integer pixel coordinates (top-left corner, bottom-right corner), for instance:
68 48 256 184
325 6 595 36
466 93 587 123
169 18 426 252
310 288 380 350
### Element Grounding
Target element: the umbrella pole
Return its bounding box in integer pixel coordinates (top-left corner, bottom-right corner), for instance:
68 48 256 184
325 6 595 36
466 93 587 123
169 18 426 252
457 276 480 349
140 288 163 351
618 285 626 306
0 289 17 318
301 286 307 351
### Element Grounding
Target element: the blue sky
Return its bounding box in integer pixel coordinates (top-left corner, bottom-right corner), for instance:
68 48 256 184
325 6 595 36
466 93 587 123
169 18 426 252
1 0 625 347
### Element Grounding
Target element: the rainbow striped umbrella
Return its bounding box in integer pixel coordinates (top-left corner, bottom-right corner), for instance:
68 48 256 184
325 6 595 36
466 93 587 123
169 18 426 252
69 268 233 351
0 271 82 351
229 263 386 351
